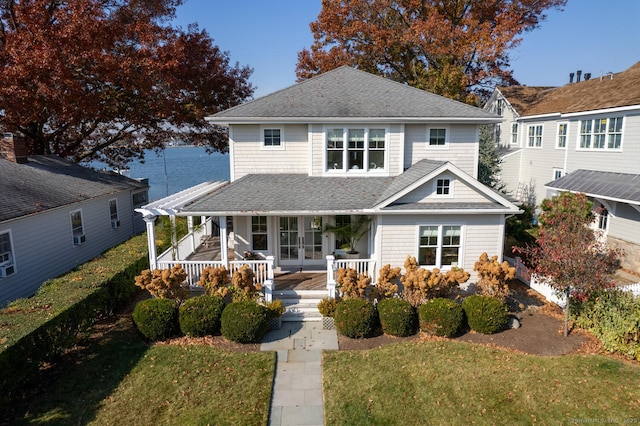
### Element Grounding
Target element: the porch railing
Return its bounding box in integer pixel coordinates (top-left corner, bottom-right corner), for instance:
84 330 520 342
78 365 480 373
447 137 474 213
326 255 376 299
157 217 211 263
157 256 275 301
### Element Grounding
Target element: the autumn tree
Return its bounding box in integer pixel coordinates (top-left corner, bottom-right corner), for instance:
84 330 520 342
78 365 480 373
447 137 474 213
0 0 254 166
515 192 621 336
297 0 566 102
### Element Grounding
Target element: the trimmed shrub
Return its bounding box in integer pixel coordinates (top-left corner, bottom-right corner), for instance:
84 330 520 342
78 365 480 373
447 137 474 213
377 298 416 337
264 299 286 319
132 298 180 341
334 299 378 338
179 295 226 337
462 295 508 334
419 298 465 337
318 298 338 318
221 301 269 343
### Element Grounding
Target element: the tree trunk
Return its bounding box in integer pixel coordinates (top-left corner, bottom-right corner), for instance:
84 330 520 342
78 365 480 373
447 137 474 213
563 291 570 337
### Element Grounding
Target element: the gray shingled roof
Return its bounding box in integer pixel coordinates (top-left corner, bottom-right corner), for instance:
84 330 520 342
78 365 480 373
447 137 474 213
207 66 500 123
181 159 515 215
0 156 148 222
546 169 640 203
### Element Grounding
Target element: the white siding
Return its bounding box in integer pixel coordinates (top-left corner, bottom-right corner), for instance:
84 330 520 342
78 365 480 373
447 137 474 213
609 203 640 245
0 191 142 306
404 123 478 176
397 175 489 204
377 214 505 283
230 124 309 180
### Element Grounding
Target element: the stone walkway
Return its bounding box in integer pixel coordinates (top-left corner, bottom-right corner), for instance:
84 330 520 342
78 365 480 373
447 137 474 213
260 322 338 426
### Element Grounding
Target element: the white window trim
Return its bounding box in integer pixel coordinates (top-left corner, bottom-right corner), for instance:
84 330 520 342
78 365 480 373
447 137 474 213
510 122 519 145
0 229 15 268
575 117 624 152
323 126 389 174
70 209 85 245
260 126 285 150
433 175 454 198
109 198 119 221
426 125 450 149
556 122 568 149
417 224 463 269
526 124 543 149
552 168 564 180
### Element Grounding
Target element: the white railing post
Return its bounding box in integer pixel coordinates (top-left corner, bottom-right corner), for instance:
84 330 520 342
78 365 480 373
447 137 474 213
326 255 337 299
263 256 275 302
143 215 158 270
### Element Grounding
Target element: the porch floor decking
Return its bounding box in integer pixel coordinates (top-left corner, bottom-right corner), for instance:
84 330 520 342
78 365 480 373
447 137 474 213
274 272 327 291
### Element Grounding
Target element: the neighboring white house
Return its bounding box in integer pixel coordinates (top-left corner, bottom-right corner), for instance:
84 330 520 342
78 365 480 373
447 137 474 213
136 66 521 308
485 61 640 274
0 135 149 306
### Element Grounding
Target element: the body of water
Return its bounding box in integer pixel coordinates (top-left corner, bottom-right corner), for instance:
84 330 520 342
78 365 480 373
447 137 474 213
90 146 230 201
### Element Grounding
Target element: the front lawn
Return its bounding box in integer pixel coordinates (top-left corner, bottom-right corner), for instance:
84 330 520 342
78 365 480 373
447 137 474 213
323 340 640 425
8 316 275 425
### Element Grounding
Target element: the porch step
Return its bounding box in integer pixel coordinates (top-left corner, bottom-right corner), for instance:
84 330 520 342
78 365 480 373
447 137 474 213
273 289 326 322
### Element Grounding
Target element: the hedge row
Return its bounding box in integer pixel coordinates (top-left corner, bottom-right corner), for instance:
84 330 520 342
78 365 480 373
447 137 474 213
0 234 149 405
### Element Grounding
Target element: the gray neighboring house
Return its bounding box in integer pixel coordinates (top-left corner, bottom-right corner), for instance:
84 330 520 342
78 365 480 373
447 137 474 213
485 61 640 274
136 66 521 309
0 135 149 306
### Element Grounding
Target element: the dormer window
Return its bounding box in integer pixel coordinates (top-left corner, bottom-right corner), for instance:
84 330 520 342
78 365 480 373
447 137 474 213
326 127 386 172
436 178 451 195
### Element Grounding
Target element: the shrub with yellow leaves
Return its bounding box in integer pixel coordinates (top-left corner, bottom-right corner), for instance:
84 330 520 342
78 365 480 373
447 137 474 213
134 264 188 302
473 252 515 300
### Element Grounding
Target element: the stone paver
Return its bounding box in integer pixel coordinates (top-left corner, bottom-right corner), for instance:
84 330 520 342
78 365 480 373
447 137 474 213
261 321 338 426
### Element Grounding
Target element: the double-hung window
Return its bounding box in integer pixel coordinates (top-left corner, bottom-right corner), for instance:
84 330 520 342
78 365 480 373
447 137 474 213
579 117 623 150
251 216 268 251
418 225 462 267
326 127 386 172
109 199 120 228
556 123 568 148
428 128 447 147
511 123 518 145
263 128 282 148
70 210 85 245
0 231 15 277
527 125 543 147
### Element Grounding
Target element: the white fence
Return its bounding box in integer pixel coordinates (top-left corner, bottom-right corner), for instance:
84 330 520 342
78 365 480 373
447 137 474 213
621 282 640 297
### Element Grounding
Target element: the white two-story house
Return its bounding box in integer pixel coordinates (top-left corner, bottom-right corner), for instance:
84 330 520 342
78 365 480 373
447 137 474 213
486 61 640 274
137 66 521 306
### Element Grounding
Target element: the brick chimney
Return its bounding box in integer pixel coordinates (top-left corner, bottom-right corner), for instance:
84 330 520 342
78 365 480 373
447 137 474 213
0 133 29 164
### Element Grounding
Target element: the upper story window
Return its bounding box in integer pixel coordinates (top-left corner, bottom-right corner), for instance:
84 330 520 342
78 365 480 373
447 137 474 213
527 125 543 148
556 123 568 148
552 168 564 180
511 123 518 145
436 178 451 195
428 127 447 147
496 100 503 116
418 225 462 267
579 117 623 150
326 127 386 172
251 216 267 251
0 231 15 277
262 128 283 148
70 209 85 245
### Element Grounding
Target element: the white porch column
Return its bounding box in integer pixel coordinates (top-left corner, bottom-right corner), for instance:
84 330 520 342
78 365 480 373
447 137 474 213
326 255 337 299
219 215 228 266
143 215 158 270
187 216 195 253
202 216 211 234
263 255 275 302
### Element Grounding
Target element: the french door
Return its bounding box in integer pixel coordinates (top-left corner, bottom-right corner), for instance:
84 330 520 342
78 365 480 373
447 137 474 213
279 216 324 267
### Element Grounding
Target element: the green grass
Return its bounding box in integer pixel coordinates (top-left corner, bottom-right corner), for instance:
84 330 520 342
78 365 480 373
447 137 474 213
323 341 640 425
6 317 275 426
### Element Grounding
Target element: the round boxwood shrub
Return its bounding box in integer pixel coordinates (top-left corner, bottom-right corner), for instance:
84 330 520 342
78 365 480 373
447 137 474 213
419 298 465 337
179 295 226 337
132 298 179 341
462 295 508 334
334 299 378 338
377 298 416 337
221 301 269 343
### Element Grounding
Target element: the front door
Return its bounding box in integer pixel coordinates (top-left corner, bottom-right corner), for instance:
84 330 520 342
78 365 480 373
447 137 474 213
279 216 324 267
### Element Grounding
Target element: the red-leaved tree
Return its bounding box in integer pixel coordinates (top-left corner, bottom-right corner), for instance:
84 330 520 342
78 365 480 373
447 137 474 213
297 0 567 102
0 0 254 166
515 192 621 336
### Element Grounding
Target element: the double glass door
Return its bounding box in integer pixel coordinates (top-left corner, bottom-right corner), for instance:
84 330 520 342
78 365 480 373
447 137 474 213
279 216 324 266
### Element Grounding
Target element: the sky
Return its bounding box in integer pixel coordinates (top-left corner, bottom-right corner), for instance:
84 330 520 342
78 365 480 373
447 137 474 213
172 0 640 98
